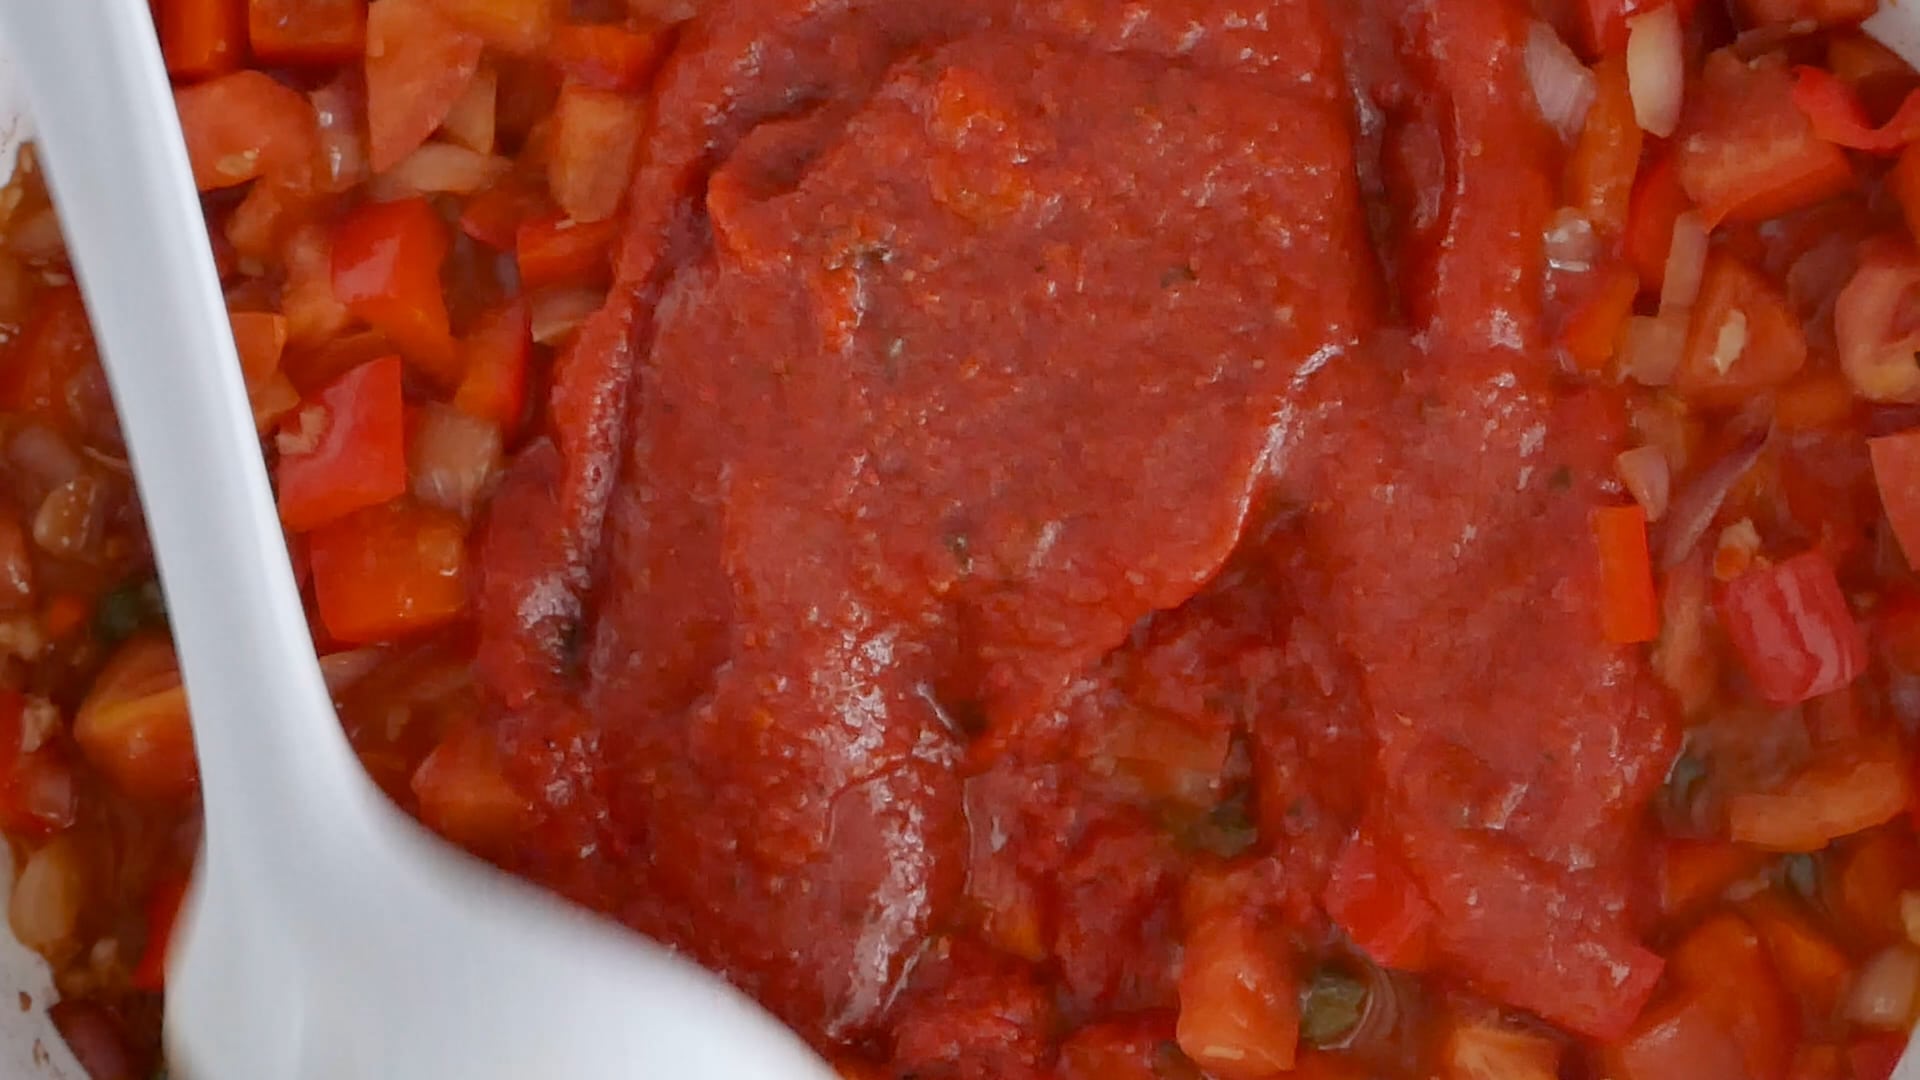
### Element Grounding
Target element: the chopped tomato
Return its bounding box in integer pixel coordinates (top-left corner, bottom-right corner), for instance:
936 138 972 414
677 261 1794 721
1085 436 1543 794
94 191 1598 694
1666 913 1796 1080
1624 153 1689 290
330 198 456 380
549 22 672 93
308 499 469 644
1744 897 1853 1016
158 0 246 81
1323 831 1435 971
1613 991 1754 1080
276 356 408 532
1791 65 1920 154
1869 429 1920 565
1835 241 1920 403
1658 839 1767 919
1568 56 1643 237
364 0 485 172
228 310 288 389
0 286 97 422
1175 908 1299 1079
1560 265 1639 372
1676 52 1854 227
516 213 618 290
1716 552 1866 706
249 0 367 66
129 876 189 992
426 0 554 55
73 636 197 801
410 724 531 848
1727 745 1912 852
1593 504 1659 643
548 83 647 223
1834 831 1920 943
173 69 320 193
1676 252 1807 403
459 179 551 249
454 301 532 434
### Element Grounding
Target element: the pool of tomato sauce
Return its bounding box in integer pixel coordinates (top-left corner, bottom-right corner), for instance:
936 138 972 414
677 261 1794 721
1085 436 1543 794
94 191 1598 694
470 0 1677 1071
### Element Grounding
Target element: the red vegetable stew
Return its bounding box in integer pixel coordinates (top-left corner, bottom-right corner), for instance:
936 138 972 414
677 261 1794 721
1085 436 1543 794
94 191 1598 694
1 0 1919 1077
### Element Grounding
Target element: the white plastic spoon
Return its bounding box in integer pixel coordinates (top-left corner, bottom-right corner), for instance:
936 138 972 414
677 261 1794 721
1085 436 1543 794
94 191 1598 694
0 1 832 1076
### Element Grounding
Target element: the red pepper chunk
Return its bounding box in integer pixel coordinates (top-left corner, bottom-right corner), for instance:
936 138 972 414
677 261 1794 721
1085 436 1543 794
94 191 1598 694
515 213 618 289
1790 66 1920 155
1322 832 1435 971
158 0 246 81
1716 551 1867 705
1592 504 1658 643
330 198 457 382
1676 52 1854 228
455 301 532 435
277 356 408 532
308 500 469 644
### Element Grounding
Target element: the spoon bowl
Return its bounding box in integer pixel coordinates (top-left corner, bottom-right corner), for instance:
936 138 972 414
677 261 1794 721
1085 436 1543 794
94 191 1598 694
0 1 831 1075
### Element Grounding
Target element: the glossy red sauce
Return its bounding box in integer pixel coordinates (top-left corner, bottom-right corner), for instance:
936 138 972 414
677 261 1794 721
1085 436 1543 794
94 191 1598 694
473 0 1677 1063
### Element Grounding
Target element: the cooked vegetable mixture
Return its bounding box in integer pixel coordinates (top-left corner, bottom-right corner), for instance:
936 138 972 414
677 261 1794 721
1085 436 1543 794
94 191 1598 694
0 0 1917 1078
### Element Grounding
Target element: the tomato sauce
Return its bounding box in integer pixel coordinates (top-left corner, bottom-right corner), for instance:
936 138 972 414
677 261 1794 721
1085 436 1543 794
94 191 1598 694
3 0 1920 1077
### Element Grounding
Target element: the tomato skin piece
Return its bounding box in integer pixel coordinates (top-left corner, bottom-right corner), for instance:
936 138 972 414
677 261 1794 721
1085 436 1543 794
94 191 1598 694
454 301 532 435
173 70 320 193
159 0 246 81
1716 552 1867 706
1566 56 1642 237
277 356 408 532
1593 504 1659 643
1676 252 1808 404
364 0 484 172
308 499 469 644
249 0 367 66
1869 429 1920 565
1323 831 1435 971
549 23 672 93
515 212 617 289
1676 52 1854 227
329 197 457 380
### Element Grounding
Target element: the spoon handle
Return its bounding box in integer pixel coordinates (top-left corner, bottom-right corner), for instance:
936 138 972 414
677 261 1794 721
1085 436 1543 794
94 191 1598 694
0 0 366 831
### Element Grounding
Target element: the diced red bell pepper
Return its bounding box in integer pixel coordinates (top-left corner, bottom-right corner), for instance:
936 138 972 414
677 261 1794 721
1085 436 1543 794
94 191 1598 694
0 286 96 422
459 179 552 250
1624 153 1689 290
1791 66 1920 155
1593 504 1659 643
549 22 672 93
174 70 320 193
309 500 469 644
276 355 408 532
411 724 531 847
364 0 485 172
1560 264 1639 371
330 197 457 380
1869 428 1920 566
515 212 618 289
454 300 531 434
1716 551 1866 705
1676 252 1807 404
548 82 647 224
129 876 190 992
1323 831 1435 971
1567 55 1642 237
249 0 366 66
426 0 554 54
158 0 246 81
228 309 288 389
1676 52 1854 227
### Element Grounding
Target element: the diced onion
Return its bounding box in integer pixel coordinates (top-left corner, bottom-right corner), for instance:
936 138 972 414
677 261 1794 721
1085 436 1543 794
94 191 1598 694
409 403 502 519
1616 445 1672 521
7 421 82 495
1660 212 1709 313
9 836 83 952
1620 312 1689 387
1706 309 1748 376
309 75 369 194
1526 22 1596 141
368 142 511 201
1847 945 1920 1030
32 473 105 559
1544 208 1599 272
1627 4 1684 138
1659 424 1769 569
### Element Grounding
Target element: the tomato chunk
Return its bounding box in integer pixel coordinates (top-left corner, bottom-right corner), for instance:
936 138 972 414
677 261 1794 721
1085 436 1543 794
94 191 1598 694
454 301 532 434
548 83 647 223
426 0 554 54
249 0 367 66
1676 252 1808 403
330 198 456 380
276 356 408 532
308 500 468 644
365 0 484 172
159 0 246 81
174 70 319 193
549 23 671 93
1791 65 1920 154
1717 552 1867 705
1323 832 1435 971
1676 52 1854 226
1869 429 1920 565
